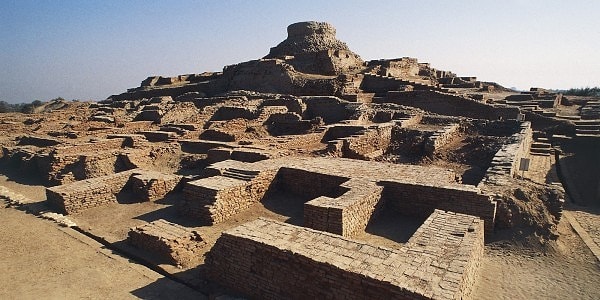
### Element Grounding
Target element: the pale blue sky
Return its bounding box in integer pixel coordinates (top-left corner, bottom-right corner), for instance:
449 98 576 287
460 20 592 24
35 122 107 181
1 0 599 103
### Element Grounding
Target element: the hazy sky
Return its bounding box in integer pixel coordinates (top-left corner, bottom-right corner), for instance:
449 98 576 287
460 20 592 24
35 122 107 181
1 0 599 103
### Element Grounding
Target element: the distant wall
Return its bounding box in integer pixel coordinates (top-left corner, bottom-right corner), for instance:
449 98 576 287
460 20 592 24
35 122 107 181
381 90 520 120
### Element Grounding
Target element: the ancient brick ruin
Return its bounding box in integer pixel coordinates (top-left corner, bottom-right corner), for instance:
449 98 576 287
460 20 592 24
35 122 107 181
2 20 593 299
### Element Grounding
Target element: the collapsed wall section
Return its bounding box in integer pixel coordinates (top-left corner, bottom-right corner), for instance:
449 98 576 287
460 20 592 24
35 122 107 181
207 210 484 300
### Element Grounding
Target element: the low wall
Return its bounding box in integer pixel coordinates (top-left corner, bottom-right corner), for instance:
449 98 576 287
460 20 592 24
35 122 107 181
180 169 277 224
207 211 484 300
128 219 205 266
382 180 496 233
382 90 520 120
479 122 532 186
424 123 460 155
304 178 383 237
130 171 182 201
46 169 139 214
276 167 348 199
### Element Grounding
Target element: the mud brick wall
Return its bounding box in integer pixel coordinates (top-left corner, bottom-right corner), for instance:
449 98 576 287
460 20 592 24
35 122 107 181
424 123 460 155
479 122 532 186
128 219 205 266
405 210 485 300
382 90 520 120
340 124 393 159
180 169 277 224
304 178 383 237
46 169 139 214
52 139 125 156
46 149 127 185
130 171 182 201
381 180 496 233
302 96 350 123
207 211 484 300
275 167 348 199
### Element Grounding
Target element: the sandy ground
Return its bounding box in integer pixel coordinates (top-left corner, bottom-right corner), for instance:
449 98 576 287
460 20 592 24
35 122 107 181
0 175 205 300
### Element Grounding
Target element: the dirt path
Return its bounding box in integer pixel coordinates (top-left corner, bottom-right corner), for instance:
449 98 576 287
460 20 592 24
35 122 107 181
472 219 600 299
0 175 205 300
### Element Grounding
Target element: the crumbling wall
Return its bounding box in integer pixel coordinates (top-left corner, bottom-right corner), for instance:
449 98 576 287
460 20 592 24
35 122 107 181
207 211 484 300
130 171 182 201
424 123 460 156
302 96 350 123
128 219 205 266
479 122 532 186
383 90 520 120
46 169 139 214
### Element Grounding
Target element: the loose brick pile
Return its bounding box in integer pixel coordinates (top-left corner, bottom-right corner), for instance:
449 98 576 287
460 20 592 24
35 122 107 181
304 178 383 237
46 169 139 214
130 171 182 201
207 210 484 300
128 219 205 266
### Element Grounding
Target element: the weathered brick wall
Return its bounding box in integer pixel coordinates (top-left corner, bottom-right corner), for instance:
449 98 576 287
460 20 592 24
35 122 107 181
207 211 484 300
382 90 520 120
46 169 139 214
130 171 182 201
381 180 496 233
340 124 393 159
304 178 383 237
180 169 277 224
479 122 532 186
302 96 350 123
276 167 348 199
424 123 460 156
127 219 205 266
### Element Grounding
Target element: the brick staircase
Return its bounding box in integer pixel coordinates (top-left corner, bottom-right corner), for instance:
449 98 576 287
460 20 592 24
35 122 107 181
575 120 600 137
529 132 553 156
221 168 260 181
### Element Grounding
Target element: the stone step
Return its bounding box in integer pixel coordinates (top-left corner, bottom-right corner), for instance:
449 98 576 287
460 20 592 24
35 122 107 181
530 147 553 154
531 142 551 149
576 129 600 135
226 168 260 176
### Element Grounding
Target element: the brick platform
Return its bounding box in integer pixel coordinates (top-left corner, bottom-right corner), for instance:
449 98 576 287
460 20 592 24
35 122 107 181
207 210 484 300
128 219 205 266
46 169 139 214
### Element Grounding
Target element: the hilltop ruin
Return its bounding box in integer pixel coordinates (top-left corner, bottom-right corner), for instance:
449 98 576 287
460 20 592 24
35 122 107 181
1 21 599 299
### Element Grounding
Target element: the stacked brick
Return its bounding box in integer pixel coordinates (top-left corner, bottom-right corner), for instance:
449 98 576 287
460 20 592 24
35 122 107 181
44 139 127 185
424 123 460 156
340 123 394 159
479 122 532 186
382 180 496 233
304 178 383 237
206 210 484 300
128 219 205 266
180 169 277 224
46 169 139 214
130 171 182 201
